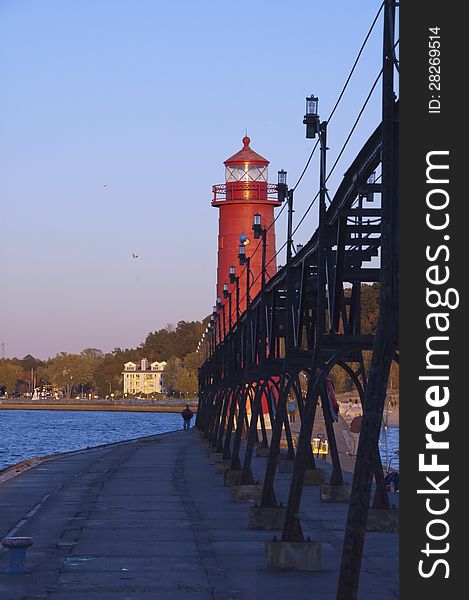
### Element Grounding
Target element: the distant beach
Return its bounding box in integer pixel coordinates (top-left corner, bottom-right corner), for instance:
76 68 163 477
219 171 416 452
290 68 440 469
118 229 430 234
336 392 399 428
0 397 198 413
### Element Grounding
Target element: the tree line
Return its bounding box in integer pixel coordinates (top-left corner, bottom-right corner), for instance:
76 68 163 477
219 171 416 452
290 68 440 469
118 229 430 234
1 284 392 399
0 319 209 399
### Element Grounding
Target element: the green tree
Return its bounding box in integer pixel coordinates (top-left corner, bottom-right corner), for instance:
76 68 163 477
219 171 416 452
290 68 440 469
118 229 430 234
183 350 204 372
175 366 198 397
328 363 354 393
81 348 104 361
163 356 182 393
140 319 209 362
46 353 96 398
0 360 22 395
360 283 380 333
94 352 127 397
140 328 174 361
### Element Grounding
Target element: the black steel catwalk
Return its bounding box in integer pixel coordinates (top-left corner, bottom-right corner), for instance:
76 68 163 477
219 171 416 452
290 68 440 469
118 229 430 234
197 3 398 597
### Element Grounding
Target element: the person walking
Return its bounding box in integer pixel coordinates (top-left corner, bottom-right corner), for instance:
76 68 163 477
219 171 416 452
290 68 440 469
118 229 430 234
288 399 296 423
181 404 193 430
349 414 362 458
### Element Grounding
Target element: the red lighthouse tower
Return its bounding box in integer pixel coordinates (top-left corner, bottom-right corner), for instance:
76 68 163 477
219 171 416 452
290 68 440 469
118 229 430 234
212 136 282 321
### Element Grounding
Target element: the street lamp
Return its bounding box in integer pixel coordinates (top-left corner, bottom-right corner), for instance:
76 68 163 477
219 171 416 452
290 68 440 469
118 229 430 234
105 380 112 397
303 94 320 138
251 213 269 361
239 232 249 246
252 212 262 238
277 169 288 203
223 281 233 331
304 93 328 336
252 213 268 292
229 265 240 321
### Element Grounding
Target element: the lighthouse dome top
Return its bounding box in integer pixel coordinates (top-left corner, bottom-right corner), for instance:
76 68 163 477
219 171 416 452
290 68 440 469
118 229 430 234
223 136 269 184
224 135 270 167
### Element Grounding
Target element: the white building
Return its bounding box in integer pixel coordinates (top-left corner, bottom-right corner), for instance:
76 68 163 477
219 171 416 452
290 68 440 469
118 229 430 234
122 358 166 396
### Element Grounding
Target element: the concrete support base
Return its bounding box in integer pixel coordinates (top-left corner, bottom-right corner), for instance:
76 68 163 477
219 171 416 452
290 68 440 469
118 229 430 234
320 484 351 503
303 469 325 485
223 470 243 486
256 446 270 457
231 484 262 503
248 506 286 530
209 452 224 463
265 538 321 571
366 508 399 532
214 460 231 474
278 459 295 473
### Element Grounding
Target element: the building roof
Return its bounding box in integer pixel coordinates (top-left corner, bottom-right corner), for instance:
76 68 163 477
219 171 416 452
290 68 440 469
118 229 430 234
123 360 166 372
224 136 269 167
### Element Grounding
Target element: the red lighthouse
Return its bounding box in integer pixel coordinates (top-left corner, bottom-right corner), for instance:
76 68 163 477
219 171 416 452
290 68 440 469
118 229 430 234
212 136 282 321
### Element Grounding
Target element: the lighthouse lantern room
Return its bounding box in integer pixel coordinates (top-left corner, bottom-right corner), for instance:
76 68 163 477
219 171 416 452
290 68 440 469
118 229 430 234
212 136 284 321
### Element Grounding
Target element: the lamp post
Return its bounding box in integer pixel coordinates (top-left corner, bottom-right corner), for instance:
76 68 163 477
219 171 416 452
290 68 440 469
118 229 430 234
229 265 240 321
105 380 112 398
252 212 268 293
212 304 219 347
284 175 295 354
217 296 227 340
282 94 328 543
223 282 233 332
238 234 253 309
252 212 269 360
210 310 216 354
303 93 327 335
303 94 320 139
210 320 216 355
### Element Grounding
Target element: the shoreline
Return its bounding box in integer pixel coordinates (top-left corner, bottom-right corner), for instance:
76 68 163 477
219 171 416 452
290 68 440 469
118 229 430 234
336 393 400 428
0 402 198 413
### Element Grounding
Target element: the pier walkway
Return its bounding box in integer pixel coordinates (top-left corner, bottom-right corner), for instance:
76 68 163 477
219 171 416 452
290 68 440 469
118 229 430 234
0 429 398 599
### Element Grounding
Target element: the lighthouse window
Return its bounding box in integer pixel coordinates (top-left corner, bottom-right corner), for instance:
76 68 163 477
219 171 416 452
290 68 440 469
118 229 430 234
225 165 268 183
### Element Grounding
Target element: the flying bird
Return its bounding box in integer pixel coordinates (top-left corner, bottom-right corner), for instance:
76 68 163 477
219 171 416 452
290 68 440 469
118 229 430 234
132 253 139 259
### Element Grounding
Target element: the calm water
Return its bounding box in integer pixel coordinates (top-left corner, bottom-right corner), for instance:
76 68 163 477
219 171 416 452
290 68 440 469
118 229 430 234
379 426 399 470
0 410 399 473
0 410 183 471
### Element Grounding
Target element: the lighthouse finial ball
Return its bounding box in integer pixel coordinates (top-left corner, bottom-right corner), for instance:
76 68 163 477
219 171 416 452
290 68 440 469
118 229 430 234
242 135 250 148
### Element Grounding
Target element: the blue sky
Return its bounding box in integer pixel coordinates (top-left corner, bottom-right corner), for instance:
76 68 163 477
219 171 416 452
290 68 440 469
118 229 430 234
0 0 385 359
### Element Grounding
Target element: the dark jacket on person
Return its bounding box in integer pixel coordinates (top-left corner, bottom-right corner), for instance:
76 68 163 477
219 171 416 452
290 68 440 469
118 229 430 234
181 407 193 421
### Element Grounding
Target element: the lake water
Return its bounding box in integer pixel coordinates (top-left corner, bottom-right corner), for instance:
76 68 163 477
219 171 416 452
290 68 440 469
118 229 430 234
0 410 399 473
379 426 399 470
0 410 183 472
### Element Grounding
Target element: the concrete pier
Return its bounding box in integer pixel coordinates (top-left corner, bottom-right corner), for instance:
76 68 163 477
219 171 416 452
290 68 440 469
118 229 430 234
0 429 398 599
